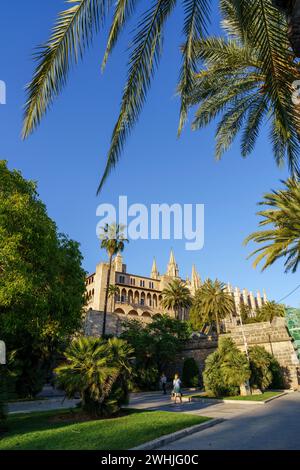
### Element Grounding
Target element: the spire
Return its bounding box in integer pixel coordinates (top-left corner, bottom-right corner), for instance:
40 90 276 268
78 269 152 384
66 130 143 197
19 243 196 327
191 265 201 291
114 252 123 272
166 249 179 277
151 257 159 279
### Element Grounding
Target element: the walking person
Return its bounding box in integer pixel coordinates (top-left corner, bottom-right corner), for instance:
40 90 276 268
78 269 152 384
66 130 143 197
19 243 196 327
172 373 182 404
160 373 167 395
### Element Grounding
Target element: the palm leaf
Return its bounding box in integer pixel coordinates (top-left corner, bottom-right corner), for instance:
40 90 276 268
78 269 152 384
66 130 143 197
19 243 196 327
23 0 111 139
177 0 210 135
101 0 139 71
97 0 176 193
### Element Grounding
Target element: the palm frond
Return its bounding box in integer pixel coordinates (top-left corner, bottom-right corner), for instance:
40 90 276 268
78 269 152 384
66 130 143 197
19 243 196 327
23 0 110 139
177 0 210 135
97 0 176 193
101 0 139 71
241 96 267 156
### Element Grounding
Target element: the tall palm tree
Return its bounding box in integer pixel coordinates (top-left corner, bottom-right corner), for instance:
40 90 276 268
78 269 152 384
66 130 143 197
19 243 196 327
256 301 286 322
161 279 192 320
22 1 299 190
108 284 119 314
100 223 128 336
183 0 300 174
190 279 234 335
245 178 300 273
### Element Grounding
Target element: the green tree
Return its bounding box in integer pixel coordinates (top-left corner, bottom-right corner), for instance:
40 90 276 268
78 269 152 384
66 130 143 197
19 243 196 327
240 304 258 325
248 346 274 391
161 279 192 320
0 161 86 397
203 337 250 397
121 314 192 389
245 179 300 273
55 336 133 417
190 279 234 335
183 0 300 174
22 1 300 190
182 357 199 387
256 301 286 323
99 223 128 336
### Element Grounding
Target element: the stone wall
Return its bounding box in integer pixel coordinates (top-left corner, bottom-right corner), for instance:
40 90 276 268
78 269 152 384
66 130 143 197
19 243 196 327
174 319 299 390
84 312 300 390
222 319 300 390
84 310 124 337
167 337 218 384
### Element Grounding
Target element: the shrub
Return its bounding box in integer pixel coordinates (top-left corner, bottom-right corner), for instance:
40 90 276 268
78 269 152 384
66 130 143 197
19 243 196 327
55 337 133 417
182 358 199 387
269 358 285 389
249 346 284 390
203 338 250 397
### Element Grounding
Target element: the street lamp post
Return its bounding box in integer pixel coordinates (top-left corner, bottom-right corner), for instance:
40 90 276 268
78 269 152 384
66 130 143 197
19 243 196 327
237 312 251 396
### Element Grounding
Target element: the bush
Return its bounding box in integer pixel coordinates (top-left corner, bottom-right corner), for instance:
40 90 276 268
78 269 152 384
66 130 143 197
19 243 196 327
249 346 284 391
55 337 133 417
203 338 250 397
182 358 199 387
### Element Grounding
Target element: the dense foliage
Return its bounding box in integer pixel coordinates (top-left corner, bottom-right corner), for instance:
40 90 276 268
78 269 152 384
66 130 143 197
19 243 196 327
249 346 284 390
182 357 199 387
55 336 133 417
203 338 284 397
190 279 234 334
121 314 192 390
203 338 250 396
0 161 86 397
245 179 300 273
161 279 192 320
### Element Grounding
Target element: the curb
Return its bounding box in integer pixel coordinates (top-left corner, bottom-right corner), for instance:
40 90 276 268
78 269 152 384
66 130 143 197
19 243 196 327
191 391 288 406
131 418 224 451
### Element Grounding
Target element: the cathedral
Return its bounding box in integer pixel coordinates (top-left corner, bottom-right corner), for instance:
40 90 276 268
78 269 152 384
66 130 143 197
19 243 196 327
85 250 268 324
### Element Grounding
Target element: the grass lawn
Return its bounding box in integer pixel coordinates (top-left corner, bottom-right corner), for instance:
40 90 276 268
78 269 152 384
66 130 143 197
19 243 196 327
192 391 283 401
0 409 210 450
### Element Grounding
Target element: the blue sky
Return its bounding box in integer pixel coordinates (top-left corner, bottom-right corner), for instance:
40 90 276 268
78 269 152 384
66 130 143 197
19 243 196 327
0 1 299 307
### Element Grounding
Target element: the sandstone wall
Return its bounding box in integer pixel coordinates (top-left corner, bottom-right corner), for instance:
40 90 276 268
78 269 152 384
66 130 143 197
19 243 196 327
222 319 299 389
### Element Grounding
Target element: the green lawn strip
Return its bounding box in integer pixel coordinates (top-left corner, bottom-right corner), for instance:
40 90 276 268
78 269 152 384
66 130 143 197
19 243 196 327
0 409 210 450
191 391 282 401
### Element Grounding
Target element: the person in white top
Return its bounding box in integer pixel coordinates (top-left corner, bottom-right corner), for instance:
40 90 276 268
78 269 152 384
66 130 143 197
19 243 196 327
172 373 182 404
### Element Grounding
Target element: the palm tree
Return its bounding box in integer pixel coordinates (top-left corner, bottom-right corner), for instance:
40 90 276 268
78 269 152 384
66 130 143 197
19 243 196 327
245 178 300 273
183 0 300 174
100 223 128 336
256 301 286 322
161 279 192 320
190 279 234 335
108 284 119 314
55 336 133 416
22 1 300 190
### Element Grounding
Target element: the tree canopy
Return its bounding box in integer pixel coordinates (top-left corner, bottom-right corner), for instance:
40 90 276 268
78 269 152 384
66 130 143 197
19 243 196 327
0 160 86 396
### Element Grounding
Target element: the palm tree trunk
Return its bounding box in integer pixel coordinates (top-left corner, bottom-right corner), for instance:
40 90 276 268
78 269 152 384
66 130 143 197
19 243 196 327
215 311 220 336
102 254 113 337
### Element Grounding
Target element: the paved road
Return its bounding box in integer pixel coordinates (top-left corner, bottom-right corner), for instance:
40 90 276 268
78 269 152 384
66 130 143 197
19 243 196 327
158 392 300 450
8 397 80 414
128 390 256 419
